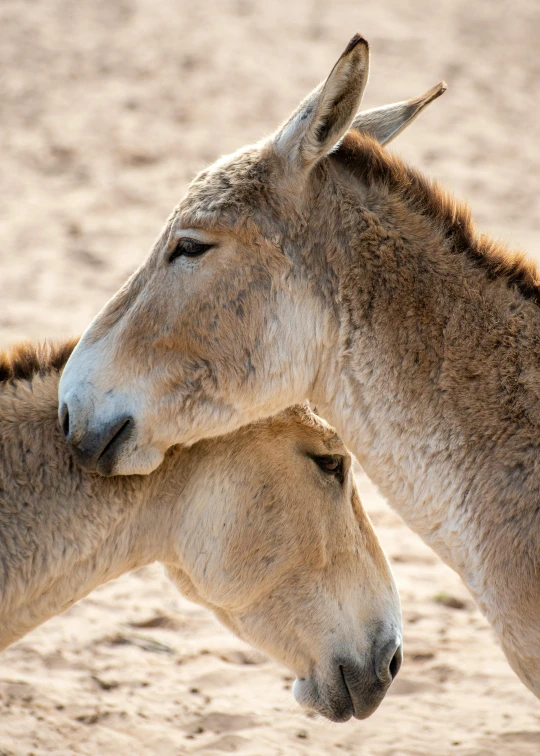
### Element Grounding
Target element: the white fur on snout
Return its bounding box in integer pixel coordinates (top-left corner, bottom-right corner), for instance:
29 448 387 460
60 338 166 474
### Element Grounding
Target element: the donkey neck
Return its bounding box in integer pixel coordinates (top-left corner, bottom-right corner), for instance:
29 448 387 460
0 374 182 649
313 135 540 586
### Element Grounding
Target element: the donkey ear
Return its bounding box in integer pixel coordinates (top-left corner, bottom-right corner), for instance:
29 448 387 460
350 81 447 145
275 35 370 167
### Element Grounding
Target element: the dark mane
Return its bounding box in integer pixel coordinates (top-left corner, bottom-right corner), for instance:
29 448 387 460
0 338 79 384
331 132 540 307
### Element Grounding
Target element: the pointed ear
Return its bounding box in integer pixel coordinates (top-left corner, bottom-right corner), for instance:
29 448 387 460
275 35 370 167
350 81 447 145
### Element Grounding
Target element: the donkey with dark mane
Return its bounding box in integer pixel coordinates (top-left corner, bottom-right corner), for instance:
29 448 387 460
60 37 540 697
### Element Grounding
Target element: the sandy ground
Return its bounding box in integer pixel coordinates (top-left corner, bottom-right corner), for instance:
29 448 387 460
2 0 540 753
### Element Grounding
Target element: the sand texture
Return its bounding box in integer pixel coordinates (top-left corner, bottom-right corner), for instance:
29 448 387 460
1 1 540 753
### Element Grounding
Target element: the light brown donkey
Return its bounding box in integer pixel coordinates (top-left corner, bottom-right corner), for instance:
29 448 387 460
0 341 401 722
60 36 540 697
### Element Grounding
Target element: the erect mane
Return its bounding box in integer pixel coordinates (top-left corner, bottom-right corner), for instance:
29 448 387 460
331 132 540 307
0 338 79 385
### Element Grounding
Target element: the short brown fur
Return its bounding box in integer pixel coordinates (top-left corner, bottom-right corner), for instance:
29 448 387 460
333 132 540 305
0 338 78 384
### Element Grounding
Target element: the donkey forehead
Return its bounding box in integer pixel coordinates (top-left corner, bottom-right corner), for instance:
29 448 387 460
177 143 278 225
263 405 346 451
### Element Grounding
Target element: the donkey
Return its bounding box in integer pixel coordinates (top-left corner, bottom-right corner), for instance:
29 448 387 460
0 340 402 722
59 36 540 697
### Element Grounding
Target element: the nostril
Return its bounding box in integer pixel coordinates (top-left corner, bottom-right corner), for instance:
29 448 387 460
60 404 70 439
389 644 403 680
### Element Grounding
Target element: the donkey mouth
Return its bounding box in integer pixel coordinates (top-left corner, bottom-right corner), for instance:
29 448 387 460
95 417 134 476
338 662 390 720
66 413 134 476
293 648 398 723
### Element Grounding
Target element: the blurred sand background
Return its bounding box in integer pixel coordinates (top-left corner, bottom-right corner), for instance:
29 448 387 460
2 0 540 754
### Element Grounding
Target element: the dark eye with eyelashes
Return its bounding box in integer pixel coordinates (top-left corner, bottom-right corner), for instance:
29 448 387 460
312 455 345 485
168 238 214 263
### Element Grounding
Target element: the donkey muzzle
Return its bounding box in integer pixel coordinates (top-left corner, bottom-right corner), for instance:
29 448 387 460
293 636 402 722
60 400 134 476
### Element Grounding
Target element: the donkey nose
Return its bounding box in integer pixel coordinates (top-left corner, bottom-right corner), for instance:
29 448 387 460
60 402 134 476
377 638 403 683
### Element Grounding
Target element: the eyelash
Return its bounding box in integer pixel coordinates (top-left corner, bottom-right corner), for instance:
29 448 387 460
169 238 214 263
312 455 345 484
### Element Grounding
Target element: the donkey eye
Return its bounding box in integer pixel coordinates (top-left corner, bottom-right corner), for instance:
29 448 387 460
312 455 345 484
169 238 214 263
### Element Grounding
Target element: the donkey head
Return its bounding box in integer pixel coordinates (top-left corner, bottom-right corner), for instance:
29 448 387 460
59 35 444 475
167 405 402 721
